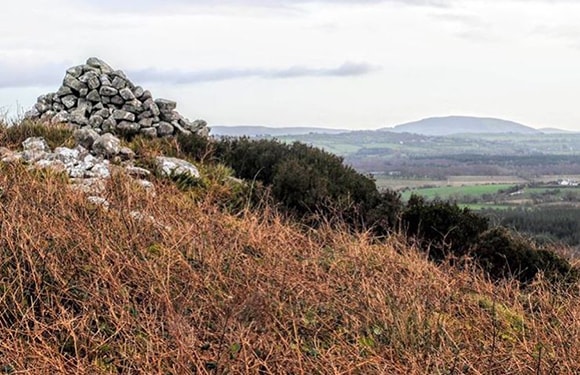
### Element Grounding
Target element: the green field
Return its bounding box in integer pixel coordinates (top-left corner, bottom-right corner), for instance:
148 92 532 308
400 184 516 201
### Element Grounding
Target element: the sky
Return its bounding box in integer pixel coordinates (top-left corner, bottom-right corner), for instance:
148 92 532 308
1 0 580 130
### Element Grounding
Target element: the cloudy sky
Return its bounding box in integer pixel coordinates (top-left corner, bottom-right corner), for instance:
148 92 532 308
1 0 580 130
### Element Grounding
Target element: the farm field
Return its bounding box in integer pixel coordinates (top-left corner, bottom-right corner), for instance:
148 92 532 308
375 172 580 214
400 183 515 201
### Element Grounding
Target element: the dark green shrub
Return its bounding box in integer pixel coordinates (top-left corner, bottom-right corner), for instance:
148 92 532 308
212 138 381 224
475 227 579 284
402 195 489 261
176 132 214 162
366 189 404 236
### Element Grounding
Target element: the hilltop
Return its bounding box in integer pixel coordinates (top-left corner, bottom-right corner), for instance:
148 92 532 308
0 120 578 373
384 116 540 136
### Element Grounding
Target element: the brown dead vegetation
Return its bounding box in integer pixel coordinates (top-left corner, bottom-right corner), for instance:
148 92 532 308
0 161 577 374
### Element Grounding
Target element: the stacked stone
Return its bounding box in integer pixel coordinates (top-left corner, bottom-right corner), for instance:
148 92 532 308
25 57 208 138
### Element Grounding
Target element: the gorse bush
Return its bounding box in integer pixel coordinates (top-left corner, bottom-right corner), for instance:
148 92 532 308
211 137 380 222
400 195 577 284
476 227 579 284
402 195 489 260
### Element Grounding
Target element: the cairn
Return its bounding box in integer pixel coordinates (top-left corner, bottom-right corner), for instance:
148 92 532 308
25 57 208 138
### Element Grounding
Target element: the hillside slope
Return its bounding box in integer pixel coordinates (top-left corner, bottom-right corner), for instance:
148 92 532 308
385 116 540 135
0 145 578 373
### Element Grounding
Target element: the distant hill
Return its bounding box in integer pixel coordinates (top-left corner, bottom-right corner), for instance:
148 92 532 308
539 128 577 134
210 126 348 137
384 116 541 136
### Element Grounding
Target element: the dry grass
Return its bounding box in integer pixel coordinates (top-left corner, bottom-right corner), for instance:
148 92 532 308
0 162 578 374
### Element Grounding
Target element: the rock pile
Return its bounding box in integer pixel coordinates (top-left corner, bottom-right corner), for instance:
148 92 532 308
25 57 208 138
0 130 200 198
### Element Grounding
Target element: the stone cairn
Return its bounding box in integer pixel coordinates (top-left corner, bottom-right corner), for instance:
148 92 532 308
2 57 208 219
25 57 208 138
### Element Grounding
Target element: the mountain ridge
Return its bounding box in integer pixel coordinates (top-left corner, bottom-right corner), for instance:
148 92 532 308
383 116 540 136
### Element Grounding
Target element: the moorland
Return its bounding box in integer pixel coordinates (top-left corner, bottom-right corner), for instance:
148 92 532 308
0 118 578 373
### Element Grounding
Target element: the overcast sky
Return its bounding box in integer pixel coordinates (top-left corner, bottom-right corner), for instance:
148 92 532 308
1 0 580 130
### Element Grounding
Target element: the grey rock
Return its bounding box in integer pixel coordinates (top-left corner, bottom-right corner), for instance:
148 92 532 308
119 146 135 160
88 77 101 90
100 74 112 86
79 71 97 83
191 119 207 130
140 127 158 137
92 133 121 157
94 108 111 118
143 98 160 116
155 156 200 179
117 121 140 134
79 88 89 97
22 137 50 162
63 73 87 92
111 95 124 106
99 86 118 97
138 117 154 128
137 111 153 120
89 115 104 128
23 137 50 153
160 110 179 122
101 96 111 105
24 107 41 119
112 70 128 80
101 117 116 132
141 90 152 100
40 110 56 121
92 102 105 112
77 99 92 113
66 65 84 78
53 102 65 112
112 109 135 122
122 99 143 114
79 71 100 90
37 94 52 103
70 107 89 126
52 111 70 124
119 87 135 101
172 121 191 135
34 159 67 173
155 99 177 113
157 122 174 136
56 86 73 97
86 57 114 74
34 101 51 113
53 146 80 166
132 86 144 98
112 76 127 90
86 89 101 102
74 128 100 149
87 160 111 178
